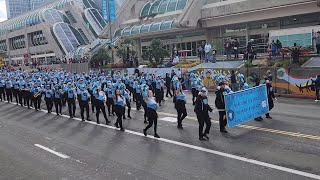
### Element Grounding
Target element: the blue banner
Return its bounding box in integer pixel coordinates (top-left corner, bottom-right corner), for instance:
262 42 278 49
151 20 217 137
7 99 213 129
102 0 108 20
225 85 269 128
102 0 116 22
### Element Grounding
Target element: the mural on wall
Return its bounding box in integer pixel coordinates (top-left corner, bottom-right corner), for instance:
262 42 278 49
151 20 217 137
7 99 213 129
274 68 317 96
195 69 244 89
193 67 319 97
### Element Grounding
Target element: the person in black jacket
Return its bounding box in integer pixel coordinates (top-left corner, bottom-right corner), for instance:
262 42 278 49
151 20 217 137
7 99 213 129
165 73 173 98
215 82 228 133
314 75 320 101
194 87 213 140
265 80 276 119
254 78 264 121
230 70 238 92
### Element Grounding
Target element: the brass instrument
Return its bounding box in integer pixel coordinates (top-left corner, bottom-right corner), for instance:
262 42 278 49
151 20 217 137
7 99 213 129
34 92 41 98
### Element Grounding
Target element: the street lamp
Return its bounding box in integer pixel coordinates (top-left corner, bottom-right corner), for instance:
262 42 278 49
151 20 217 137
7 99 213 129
107 0 115 64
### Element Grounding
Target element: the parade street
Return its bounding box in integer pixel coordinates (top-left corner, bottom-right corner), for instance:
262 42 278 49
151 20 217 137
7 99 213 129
0 94 319 180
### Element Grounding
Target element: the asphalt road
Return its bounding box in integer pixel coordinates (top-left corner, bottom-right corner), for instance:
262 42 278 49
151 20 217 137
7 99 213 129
0 93 319 180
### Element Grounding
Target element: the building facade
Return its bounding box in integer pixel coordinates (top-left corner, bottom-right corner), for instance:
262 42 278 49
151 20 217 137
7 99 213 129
100 0 320 58
0 0 111 65
6 0 51 19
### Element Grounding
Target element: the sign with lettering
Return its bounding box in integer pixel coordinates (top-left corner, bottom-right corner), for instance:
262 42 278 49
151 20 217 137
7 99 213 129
225 85 269 127
102 0 116 22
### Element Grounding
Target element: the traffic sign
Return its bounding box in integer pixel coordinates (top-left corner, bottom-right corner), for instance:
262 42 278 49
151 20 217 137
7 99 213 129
24 54 29 59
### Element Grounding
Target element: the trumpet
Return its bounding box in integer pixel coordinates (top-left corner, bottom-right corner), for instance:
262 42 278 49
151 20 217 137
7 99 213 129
34 92 41 98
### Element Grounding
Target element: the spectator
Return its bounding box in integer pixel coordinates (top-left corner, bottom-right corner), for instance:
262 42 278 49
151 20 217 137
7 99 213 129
198 45 204 61
184 72 190 91
173 55 180 64
271 40 277 57
230 70 238 92
224 38 233 60
134 57 139 68
233 39 240 59
247 39 254 63
204 42 212 63
165 73 173 97
313 31 320 55
315 74 320 102
177 68 182 81
129 56 134 68
266 70 273 81
276 39 282 55
171 69 176 79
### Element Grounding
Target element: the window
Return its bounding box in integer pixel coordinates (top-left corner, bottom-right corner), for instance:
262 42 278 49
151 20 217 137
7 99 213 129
192 41 197 56
187 42 191 56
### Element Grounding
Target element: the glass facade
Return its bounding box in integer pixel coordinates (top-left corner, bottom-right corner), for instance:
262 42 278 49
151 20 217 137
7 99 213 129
43 9 70 24
10 35 26 50
119 19 176 37
6 0 51 18
30 30 48 46
140 0 189 17
0 40 7 51
143 40 205 57
0 0 73 35
52 23 85 53
84 8 108 35
141 32 206 57
271 33 312 47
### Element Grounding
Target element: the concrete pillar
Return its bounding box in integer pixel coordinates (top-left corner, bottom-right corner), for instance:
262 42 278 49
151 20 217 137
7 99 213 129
206 29 214 44
136 38 142 60
45 52 48 64
5 32 11 65
245 24 249 44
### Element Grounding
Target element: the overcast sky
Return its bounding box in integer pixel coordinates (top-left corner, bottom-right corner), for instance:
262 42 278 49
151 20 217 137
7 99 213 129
0 0 7 22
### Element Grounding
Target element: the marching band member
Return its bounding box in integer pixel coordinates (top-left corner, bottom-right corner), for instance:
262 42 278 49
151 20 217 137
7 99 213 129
143 90 160 138
175 88 187 129
53 84 63 115
113 89 126 131
30 83 42 111
5 78 13 103
94 86 110 125
13 78 20 104
65 82 77 118
77 85 91 121
43 85 54 113
215 82 228 133
0 77 5 101
194 87 213 140
155 76 164 106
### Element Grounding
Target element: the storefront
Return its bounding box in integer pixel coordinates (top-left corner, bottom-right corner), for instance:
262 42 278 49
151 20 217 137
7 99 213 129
140 31 206 58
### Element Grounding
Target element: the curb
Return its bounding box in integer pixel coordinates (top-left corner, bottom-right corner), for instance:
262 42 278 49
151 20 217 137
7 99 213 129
275 93 316 100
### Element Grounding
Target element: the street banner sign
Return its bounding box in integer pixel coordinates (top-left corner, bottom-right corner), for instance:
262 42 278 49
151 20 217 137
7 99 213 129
225 85 269 127
102 0 116 22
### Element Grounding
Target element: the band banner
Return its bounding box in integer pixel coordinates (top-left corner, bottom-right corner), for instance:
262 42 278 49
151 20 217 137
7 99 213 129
225 85 269 127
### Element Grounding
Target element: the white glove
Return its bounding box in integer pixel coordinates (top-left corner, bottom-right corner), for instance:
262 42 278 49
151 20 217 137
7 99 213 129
274 98 278 101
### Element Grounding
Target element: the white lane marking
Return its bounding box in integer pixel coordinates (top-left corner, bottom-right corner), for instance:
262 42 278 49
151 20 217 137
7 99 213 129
34 144 70 159
34 108 320 179
3 103 320 179
159 117 177 122
133 107 320 140
44 137 52 140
